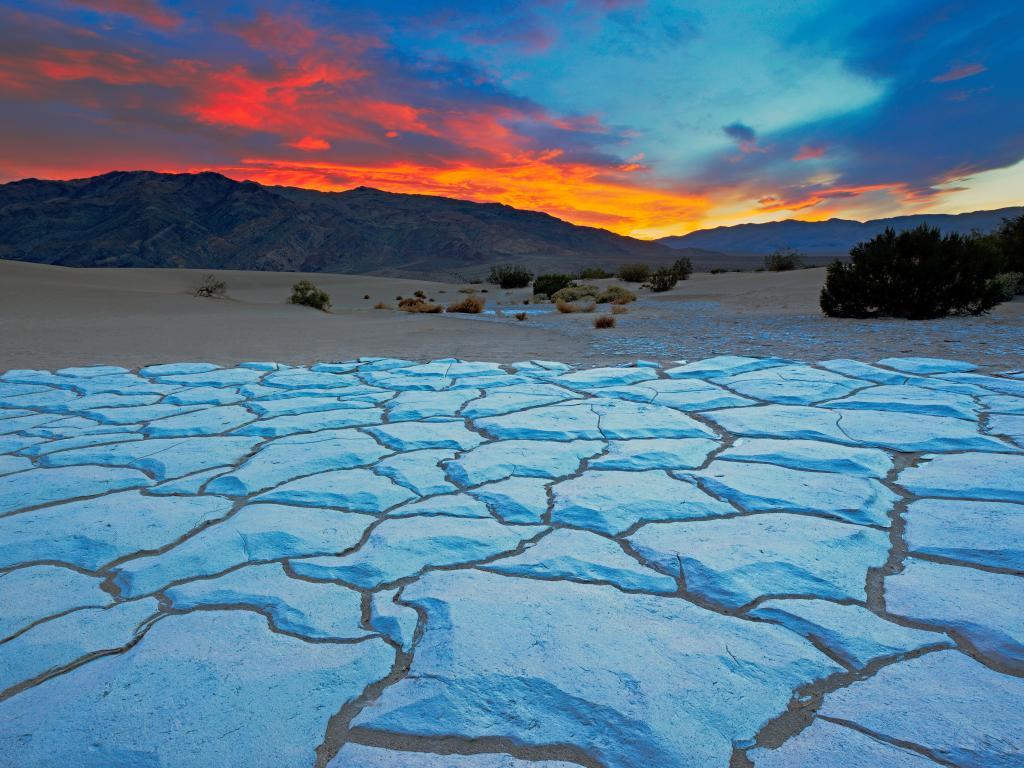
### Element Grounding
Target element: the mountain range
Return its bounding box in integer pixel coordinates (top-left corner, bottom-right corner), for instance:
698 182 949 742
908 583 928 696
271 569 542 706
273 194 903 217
2 171 1018 277
0 171 698 280
658 207 1023 256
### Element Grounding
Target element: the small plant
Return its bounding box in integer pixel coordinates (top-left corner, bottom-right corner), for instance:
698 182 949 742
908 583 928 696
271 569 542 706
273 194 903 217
672 256 694 281
646 267 678 292
594 314 616 328
764 247 805 272
552 284 599 302
488 264 532 289
363 294 370 300
611 304 628 315
990 272 1024 302
414 290 426 299
555 298 595 313
398 297 443 313
290 280 331 311
820 225 1004 319
447 295 485 313
533 273 575 297
514 311 528 321
195 275 226 298
596 286 635 304
618 263 651 282
374 301 389 309
578 266 614 279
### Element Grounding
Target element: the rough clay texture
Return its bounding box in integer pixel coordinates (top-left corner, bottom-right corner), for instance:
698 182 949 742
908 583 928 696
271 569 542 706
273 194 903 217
0 355 1020 767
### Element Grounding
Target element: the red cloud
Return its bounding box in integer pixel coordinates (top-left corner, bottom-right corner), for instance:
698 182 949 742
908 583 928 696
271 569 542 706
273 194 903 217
931 63 986 83
287 136 331 151
64 0 182 29
792 145 826 161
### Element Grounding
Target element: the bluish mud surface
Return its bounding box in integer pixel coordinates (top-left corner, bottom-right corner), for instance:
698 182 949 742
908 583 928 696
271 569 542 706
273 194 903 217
0 355 1021 767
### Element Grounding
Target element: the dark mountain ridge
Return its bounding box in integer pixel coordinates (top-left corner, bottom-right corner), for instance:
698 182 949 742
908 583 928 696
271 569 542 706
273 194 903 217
0 170 704 279
659 207 1024 256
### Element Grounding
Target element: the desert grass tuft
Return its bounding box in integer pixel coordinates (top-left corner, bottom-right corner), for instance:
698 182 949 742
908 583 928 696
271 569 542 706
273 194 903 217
447 295 485 313
594 314 616 328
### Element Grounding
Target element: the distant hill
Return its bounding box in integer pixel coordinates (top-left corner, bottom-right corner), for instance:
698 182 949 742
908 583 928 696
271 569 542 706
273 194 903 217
0 171 706 280
659 207 1024 257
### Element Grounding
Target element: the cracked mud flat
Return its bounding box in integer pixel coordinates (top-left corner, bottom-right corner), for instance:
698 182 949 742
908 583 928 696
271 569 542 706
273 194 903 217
0 355 1021 767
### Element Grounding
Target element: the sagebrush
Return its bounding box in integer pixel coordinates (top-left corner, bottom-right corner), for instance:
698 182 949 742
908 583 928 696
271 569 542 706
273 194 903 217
290 280 331 311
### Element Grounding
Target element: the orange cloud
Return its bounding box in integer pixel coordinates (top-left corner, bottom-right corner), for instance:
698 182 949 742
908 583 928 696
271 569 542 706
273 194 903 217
287 136 331 151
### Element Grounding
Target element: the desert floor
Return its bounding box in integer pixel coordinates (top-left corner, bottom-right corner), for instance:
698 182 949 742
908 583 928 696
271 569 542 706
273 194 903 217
2 259 1022 370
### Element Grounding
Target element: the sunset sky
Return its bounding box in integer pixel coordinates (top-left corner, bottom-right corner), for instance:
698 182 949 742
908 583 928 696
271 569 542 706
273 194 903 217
1 0 1021 237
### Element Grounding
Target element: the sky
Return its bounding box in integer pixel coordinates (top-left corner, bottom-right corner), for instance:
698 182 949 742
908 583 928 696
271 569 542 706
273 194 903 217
0 1 1021 238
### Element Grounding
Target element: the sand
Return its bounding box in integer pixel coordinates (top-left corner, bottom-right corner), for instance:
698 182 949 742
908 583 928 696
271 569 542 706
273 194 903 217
2 259 1022 370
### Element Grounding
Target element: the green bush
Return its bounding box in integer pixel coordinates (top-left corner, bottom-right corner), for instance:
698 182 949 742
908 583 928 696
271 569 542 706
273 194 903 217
764 247 805 271
820 225 1005 319
596 285 636 304
618 263 650 283
488 264 532 289
290 280 331 311
552 284 599 302
990 272 1024 302
533 274 574 297
994 212 1024 276
578 266 614 279
647 267 678 293
672 256 693 280
195 275 226 298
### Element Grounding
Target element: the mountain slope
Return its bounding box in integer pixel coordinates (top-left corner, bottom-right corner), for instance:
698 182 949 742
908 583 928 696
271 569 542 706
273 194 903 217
0 171 698 279
659 207 1024 255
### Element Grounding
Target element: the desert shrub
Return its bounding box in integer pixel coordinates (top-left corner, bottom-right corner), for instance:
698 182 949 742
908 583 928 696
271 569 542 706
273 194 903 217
990 272 1024 302
398 297 443 313
672 256 694 280
195 275 226 298
414 290 426 299
447 295 485 313
764 247 805 271
374 301 389 309
514 311 528 321
552 284 599 302
533 293 549 302
618 263 650 282
820 225 1005 319
596 285 636 304
611 305 628 315
533 273 574 297
992 212 1024 276
578 266 614 279
488 264 532 289
646 267 678 292
555 298 596 313
363 294 370 299
290 280 331 311
594 315 616 328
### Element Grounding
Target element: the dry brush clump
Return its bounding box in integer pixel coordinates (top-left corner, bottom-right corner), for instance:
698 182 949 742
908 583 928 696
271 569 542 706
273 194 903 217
514 311 528 321
447 295 485 313
594 314 616 328
399 297 443 313
555 298 596 313
374 301 390 309
597 285 636 304
194 275 227 298
611 305 628 315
